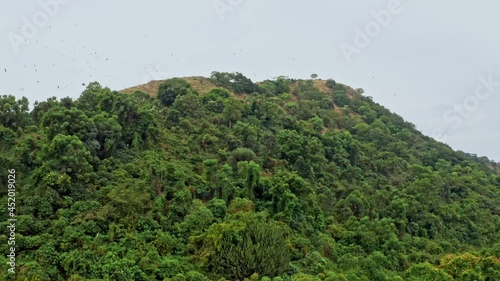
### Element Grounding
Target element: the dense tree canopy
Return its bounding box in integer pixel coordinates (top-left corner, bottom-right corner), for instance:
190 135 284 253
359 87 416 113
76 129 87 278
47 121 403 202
0 75 499 280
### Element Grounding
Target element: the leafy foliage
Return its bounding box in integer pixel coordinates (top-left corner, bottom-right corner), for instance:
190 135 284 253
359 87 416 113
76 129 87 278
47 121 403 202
0 75 499 280
158 78 197 106
211 220 290 280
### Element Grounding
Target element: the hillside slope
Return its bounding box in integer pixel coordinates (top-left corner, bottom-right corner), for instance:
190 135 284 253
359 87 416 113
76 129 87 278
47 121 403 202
0 72 499 280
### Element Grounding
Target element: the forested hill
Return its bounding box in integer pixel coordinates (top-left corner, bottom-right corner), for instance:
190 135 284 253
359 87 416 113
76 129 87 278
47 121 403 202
1 72 499 280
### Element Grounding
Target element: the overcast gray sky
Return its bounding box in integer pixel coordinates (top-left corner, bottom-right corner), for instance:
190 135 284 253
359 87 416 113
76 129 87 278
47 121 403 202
1 0 499 161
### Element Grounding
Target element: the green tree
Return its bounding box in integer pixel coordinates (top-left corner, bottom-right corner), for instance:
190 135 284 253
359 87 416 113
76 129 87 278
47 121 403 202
0 94 31 130
32 134 94 199
158 78 196 106
222 99 244 128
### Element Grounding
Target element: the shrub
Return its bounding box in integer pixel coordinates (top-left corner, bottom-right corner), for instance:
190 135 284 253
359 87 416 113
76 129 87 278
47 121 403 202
211 221 290 280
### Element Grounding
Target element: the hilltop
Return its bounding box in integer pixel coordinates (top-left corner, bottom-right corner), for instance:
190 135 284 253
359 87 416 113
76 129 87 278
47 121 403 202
0 72 499 280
